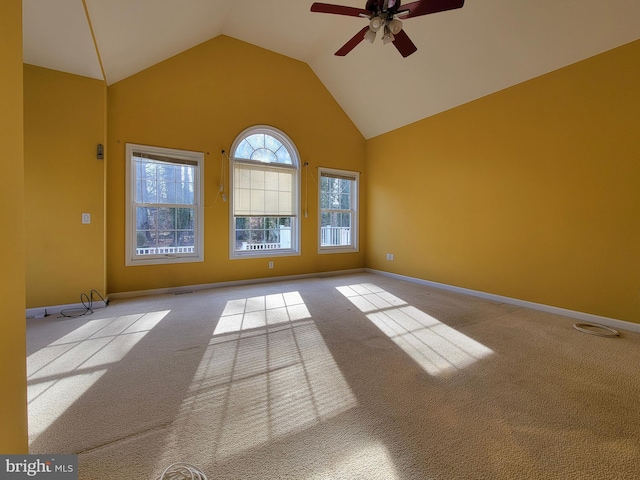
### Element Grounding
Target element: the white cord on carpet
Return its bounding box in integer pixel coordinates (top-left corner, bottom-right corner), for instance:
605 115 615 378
573 322 619 337
157 463 207 480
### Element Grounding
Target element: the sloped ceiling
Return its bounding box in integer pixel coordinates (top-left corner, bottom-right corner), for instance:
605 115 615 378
22 0 640 139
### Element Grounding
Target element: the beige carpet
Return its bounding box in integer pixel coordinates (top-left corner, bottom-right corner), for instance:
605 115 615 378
26 272 640 479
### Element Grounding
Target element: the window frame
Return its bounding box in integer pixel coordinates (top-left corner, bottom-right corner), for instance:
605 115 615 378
229 126 301 259
318 167 359 254
125 143 204 266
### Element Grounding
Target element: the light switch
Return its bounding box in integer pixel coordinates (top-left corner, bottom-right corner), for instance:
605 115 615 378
82 213 91 224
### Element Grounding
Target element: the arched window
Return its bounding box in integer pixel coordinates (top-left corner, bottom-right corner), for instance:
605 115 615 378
229 126 300 258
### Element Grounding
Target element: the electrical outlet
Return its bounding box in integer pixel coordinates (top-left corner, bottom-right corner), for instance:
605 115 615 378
268 261 274 269
386 253 394 261
82 213 91 224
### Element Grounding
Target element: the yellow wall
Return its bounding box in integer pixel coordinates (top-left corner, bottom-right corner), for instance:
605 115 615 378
24 65 106 308
0 0 28 453
20 26 639 327
366 40 640 323
107 35 365 294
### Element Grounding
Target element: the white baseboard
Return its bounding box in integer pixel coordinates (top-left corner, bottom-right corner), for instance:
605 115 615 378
367 269 640 334
26 301 108 319
33 268 636 335
107 268 366 300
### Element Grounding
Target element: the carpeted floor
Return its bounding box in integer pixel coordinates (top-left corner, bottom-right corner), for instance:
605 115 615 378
26 272 640 479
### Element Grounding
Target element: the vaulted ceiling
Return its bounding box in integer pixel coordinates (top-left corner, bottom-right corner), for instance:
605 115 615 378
22 0 640 139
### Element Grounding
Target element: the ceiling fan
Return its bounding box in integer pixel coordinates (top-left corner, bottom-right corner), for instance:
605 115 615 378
311 0 465 57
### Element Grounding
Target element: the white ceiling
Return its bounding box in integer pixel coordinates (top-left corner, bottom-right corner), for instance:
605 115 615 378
22 0 640 139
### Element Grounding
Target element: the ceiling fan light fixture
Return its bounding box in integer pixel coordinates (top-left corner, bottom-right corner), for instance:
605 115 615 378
364 28 377 43
388 18 403 35
382 26 395 44
311 0 466 57
369 15 384 32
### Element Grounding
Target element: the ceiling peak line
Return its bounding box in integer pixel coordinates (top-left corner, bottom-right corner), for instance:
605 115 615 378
82 0 106 82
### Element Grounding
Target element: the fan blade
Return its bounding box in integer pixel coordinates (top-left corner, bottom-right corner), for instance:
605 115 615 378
392 29 418 57
335 26 370 56
311 3 370 17
401 0 465 18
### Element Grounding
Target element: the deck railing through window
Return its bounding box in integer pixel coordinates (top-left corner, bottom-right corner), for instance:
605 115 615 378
321 226 351 247
136 246 195 255
240 243 281 250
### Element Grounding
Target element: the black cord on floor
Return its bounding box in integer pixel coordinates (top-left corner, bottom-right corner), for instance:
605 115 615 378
59 289 108 318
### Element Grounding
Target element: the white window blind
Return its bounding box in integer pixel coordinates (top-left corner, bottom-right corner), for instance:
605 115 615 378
320 170 358 182
132 151 199 167
233 162 295 216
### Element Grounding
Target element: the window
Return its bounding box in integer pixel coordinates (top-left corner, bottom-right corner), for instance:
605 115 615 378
125 143 204 266
319 167 359 253
230 126 300 258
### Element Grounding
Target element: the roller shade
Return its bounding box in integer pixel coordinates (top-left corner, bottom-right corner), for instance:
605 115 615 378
132 151 199 167
320 170 358 181
234 163 295 216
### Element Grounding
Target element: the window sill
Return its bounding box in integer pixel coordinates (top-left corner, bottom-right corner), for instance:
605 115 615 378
126 255 204 266
230 250 300 260
318 247 359 255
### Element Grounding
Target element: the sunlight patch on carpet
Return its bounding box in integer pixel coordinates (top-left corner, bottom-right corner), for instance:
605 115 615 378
338 284 493 375
308 441 401 480
163 293 357 461
213 292 310 335
27 310 169 444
